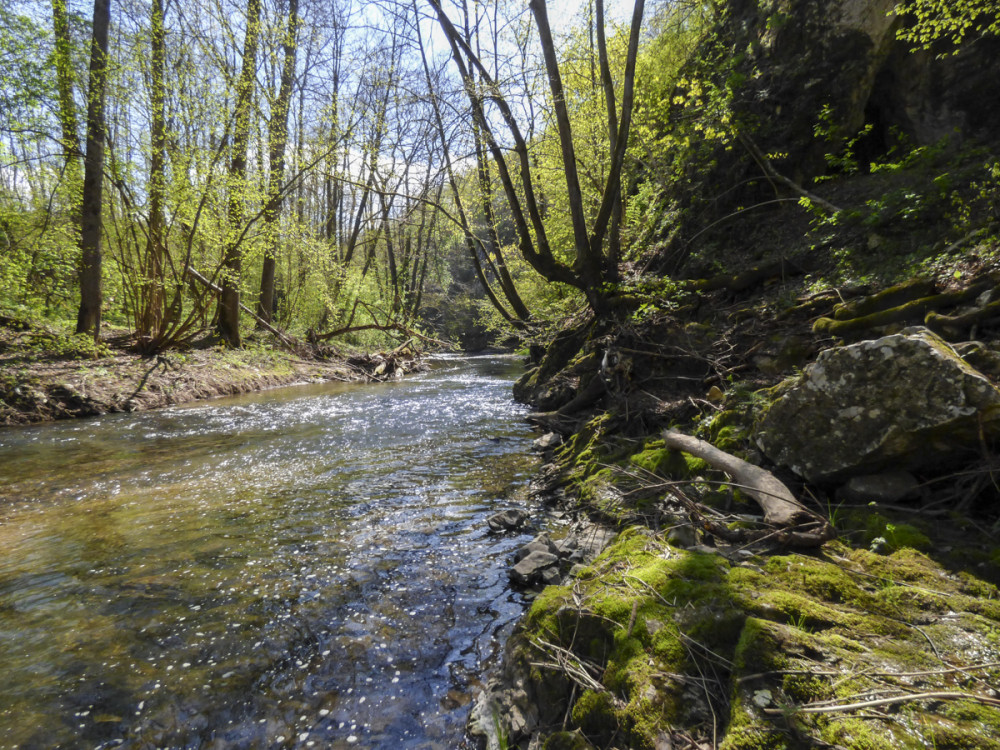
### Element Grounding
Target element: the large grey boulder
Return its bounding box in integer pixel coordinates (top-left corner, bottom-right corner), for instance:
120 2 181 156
756 328 1000 483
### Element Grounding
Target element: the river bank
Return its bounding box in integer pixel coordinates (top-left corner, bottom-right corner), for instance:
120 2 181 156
472 250 1000 748
0 316 426 426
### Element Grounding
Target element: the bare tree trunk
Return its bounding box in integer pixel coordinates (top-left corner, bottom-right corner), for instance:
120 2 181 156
588 0 644 279
472 123 531 320
218 0 262 347
428 0 645 309
137 0 168 348
427 0 578 290
595 0 622 281
415 1 522 325
528 0 592 275
75 0 112 338
257 0 299 326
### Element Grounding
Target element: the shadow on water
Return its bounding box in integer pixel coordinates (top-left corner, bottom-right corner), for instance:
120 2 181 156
0 355 540 749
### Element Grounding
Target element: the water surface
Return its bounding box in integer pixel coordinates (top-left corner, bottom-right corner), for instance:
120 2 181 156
0 355 538 749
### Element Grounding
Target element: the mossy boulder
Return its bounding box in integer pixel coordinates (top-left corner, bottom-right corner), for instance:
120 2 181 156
756 328 1000 483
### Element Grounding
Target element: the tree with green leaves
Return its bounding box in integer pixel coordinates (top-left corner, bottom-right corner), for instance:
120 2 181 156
257 0 299 327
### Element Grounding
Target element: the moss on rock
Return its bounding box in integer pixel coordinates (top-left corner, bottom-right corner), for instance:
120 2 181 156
509 524 1000 749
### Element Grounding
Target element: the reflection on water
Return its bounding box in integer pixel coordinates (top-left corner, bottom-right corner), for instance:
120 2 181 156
0 356 538 749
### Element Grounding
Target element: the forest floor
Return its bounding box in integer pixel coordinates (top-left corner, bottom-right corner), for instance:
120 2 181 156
0 317 424 426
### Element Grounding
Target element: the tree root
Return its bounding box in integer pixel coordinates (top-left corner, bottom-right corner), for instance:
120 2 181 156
925 298 1000 337
831 277 935 321
814 279 996 338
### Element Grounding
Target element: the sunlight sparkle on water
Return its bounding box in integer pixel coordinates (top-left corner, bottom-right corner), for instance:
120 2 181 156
0 356 541 748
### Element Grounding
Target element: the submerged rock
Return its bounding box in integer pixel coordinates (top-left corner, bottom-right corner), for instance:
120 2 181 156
487 508 530 533
756 328 1000 483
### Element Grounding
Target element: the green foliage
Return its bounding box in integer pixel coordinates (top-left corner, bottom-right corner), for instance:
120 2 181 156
813 104 873 177
861 513 931 553
17 328 112 360
0 7 53 124
894 0 1000 50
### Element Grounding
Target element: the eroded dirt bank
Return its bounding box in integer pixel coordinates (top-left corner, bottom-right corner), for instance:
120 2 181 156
0 319 423 426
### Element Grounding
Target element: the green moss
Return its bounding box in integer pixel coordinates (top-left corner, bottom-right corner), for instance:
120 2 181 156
861 514 931 552
821 718 891 750
649 621 684 663
516 482 1000 750
956 571 1000 599
924 725 1000 750
571 690 618 743
781 673 831 704
943 700 1000 731
630 440 709 477
732 618 788 675
526 584 573 640
718 725 789 750
714 424 747 452
603 634 648 691
630 441 671 474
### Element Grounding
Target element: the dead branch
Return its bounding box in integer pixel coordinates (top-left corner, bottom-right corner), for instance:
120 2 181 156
687 253 822 295
311 301 451 349
740 661 1000 684
529 636 625 708
737 132 842 215
764 690 1000 715
662 429 834 545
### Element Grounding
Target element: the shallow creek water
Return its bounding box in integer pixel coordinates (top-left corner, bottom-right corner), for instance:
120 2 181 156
0 355 541 749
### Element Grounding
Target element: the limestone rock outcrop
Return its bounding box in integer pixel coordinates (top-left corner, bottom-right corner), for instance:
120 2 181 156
756 328 1000 483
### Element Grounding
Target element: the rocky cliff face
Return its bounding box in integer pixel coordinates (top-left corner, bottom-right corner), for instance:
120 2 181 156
664 0 1000 272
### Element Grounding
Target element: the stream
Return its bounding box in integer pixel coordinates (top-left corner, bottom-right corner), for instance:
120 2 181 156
0 355 540 749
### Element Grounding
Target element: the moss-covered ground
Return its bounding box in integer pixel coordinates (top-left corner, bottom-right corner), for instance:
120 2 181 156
514 525 1000 749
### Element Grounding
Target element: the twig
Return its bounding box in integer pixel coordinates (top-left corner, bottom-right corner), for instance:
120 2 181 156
740 661 1000 683
624 574 678 609
737 132 843 215
765 691 1000 715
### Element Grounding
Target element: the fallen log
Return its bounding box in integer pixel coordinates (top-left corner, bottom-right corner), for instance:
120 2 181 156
662 428 834 546
832 277 935 321
687 253 821 295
